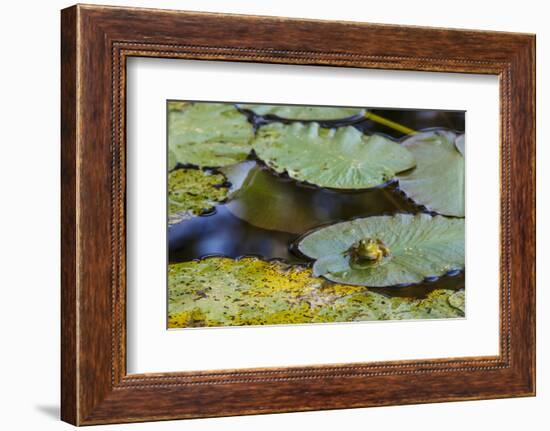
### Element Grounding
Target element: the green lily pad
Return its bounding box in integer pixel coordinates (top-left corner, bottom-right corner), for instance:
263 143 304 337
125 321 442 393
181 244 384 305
168 256 464 328
168 102 254 167
455 134 465 157
168 168 229 225
219 160 257 195
167 148 177 172
397 131 465 217
237 104 365 120
297 213 464 287
167 101 188 112
252 123 416 189
221 161 414 234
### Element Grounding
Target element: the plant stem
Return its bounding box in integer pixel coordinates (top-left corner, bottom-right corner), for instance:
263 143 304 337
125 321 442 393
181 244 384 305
365 112 417 136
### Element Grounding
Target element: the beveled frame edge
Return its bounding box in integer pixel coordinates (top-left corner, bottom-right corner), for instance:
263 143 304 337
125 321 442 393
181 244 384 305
61 4 535 425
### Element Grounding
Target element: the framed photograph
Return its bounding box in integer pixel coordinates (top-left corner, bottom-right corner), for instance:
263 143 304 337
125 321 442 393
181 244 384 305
61 4 536 425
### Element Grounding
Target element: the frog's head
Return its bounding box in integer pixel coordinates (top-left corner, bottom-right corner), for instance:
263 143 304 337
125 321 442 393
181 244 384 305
347 238 390 266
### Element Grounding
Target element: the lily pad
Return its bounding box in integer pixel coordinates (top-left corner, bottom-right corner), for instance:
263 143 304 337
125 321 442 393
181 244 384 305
297 213 464 287
252 123 416 189
238 104 365 120
168 256 464 328
168 168 229 225
455 134 465 157
168 102 254 167
397 131 465 217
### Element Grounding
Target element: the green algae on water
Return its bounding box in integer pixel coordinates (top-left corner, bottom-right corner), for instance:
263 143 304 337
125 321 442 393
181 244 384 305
252 123 416 189
168 168 229 226
168 257 465 328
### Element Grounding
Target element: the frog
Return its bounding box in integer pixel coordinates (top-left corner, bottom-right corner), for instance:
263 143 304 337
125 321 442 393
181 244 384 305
347 238 391 266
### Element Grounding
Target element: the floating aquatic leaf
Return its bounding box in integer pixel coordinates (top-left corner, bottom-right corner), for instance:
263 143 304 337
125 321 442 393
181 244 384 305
252 123 416 189
316 288 466 322
168 102 254 167
397 131 465 217
168 101 188 112
168 168 229 225
297 213 464 287
221 162 413 234
448 289 465 313
238 104 365 120
167 148 177 172
168 256 464 328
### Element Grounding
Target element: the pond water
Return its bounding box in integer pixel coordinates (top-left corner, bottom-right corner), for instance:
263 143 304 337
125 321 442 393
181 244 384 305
168 107 465 299
169 164 418 260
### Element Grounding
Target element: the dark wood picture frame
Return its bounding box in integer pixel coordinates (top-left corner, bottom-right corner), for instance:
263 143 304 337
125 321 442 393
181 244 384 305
61 4 536 425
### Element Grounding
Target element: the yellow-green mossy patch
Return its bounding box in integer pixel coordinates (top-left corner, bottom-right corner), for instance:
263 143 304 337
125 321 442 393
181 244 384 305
168 257 464 328
168 168 229 225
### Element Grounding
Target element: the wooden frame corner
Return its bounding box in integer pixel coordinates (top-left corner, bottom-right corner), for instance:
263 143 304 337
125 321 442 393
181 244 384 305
61 4 535 425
